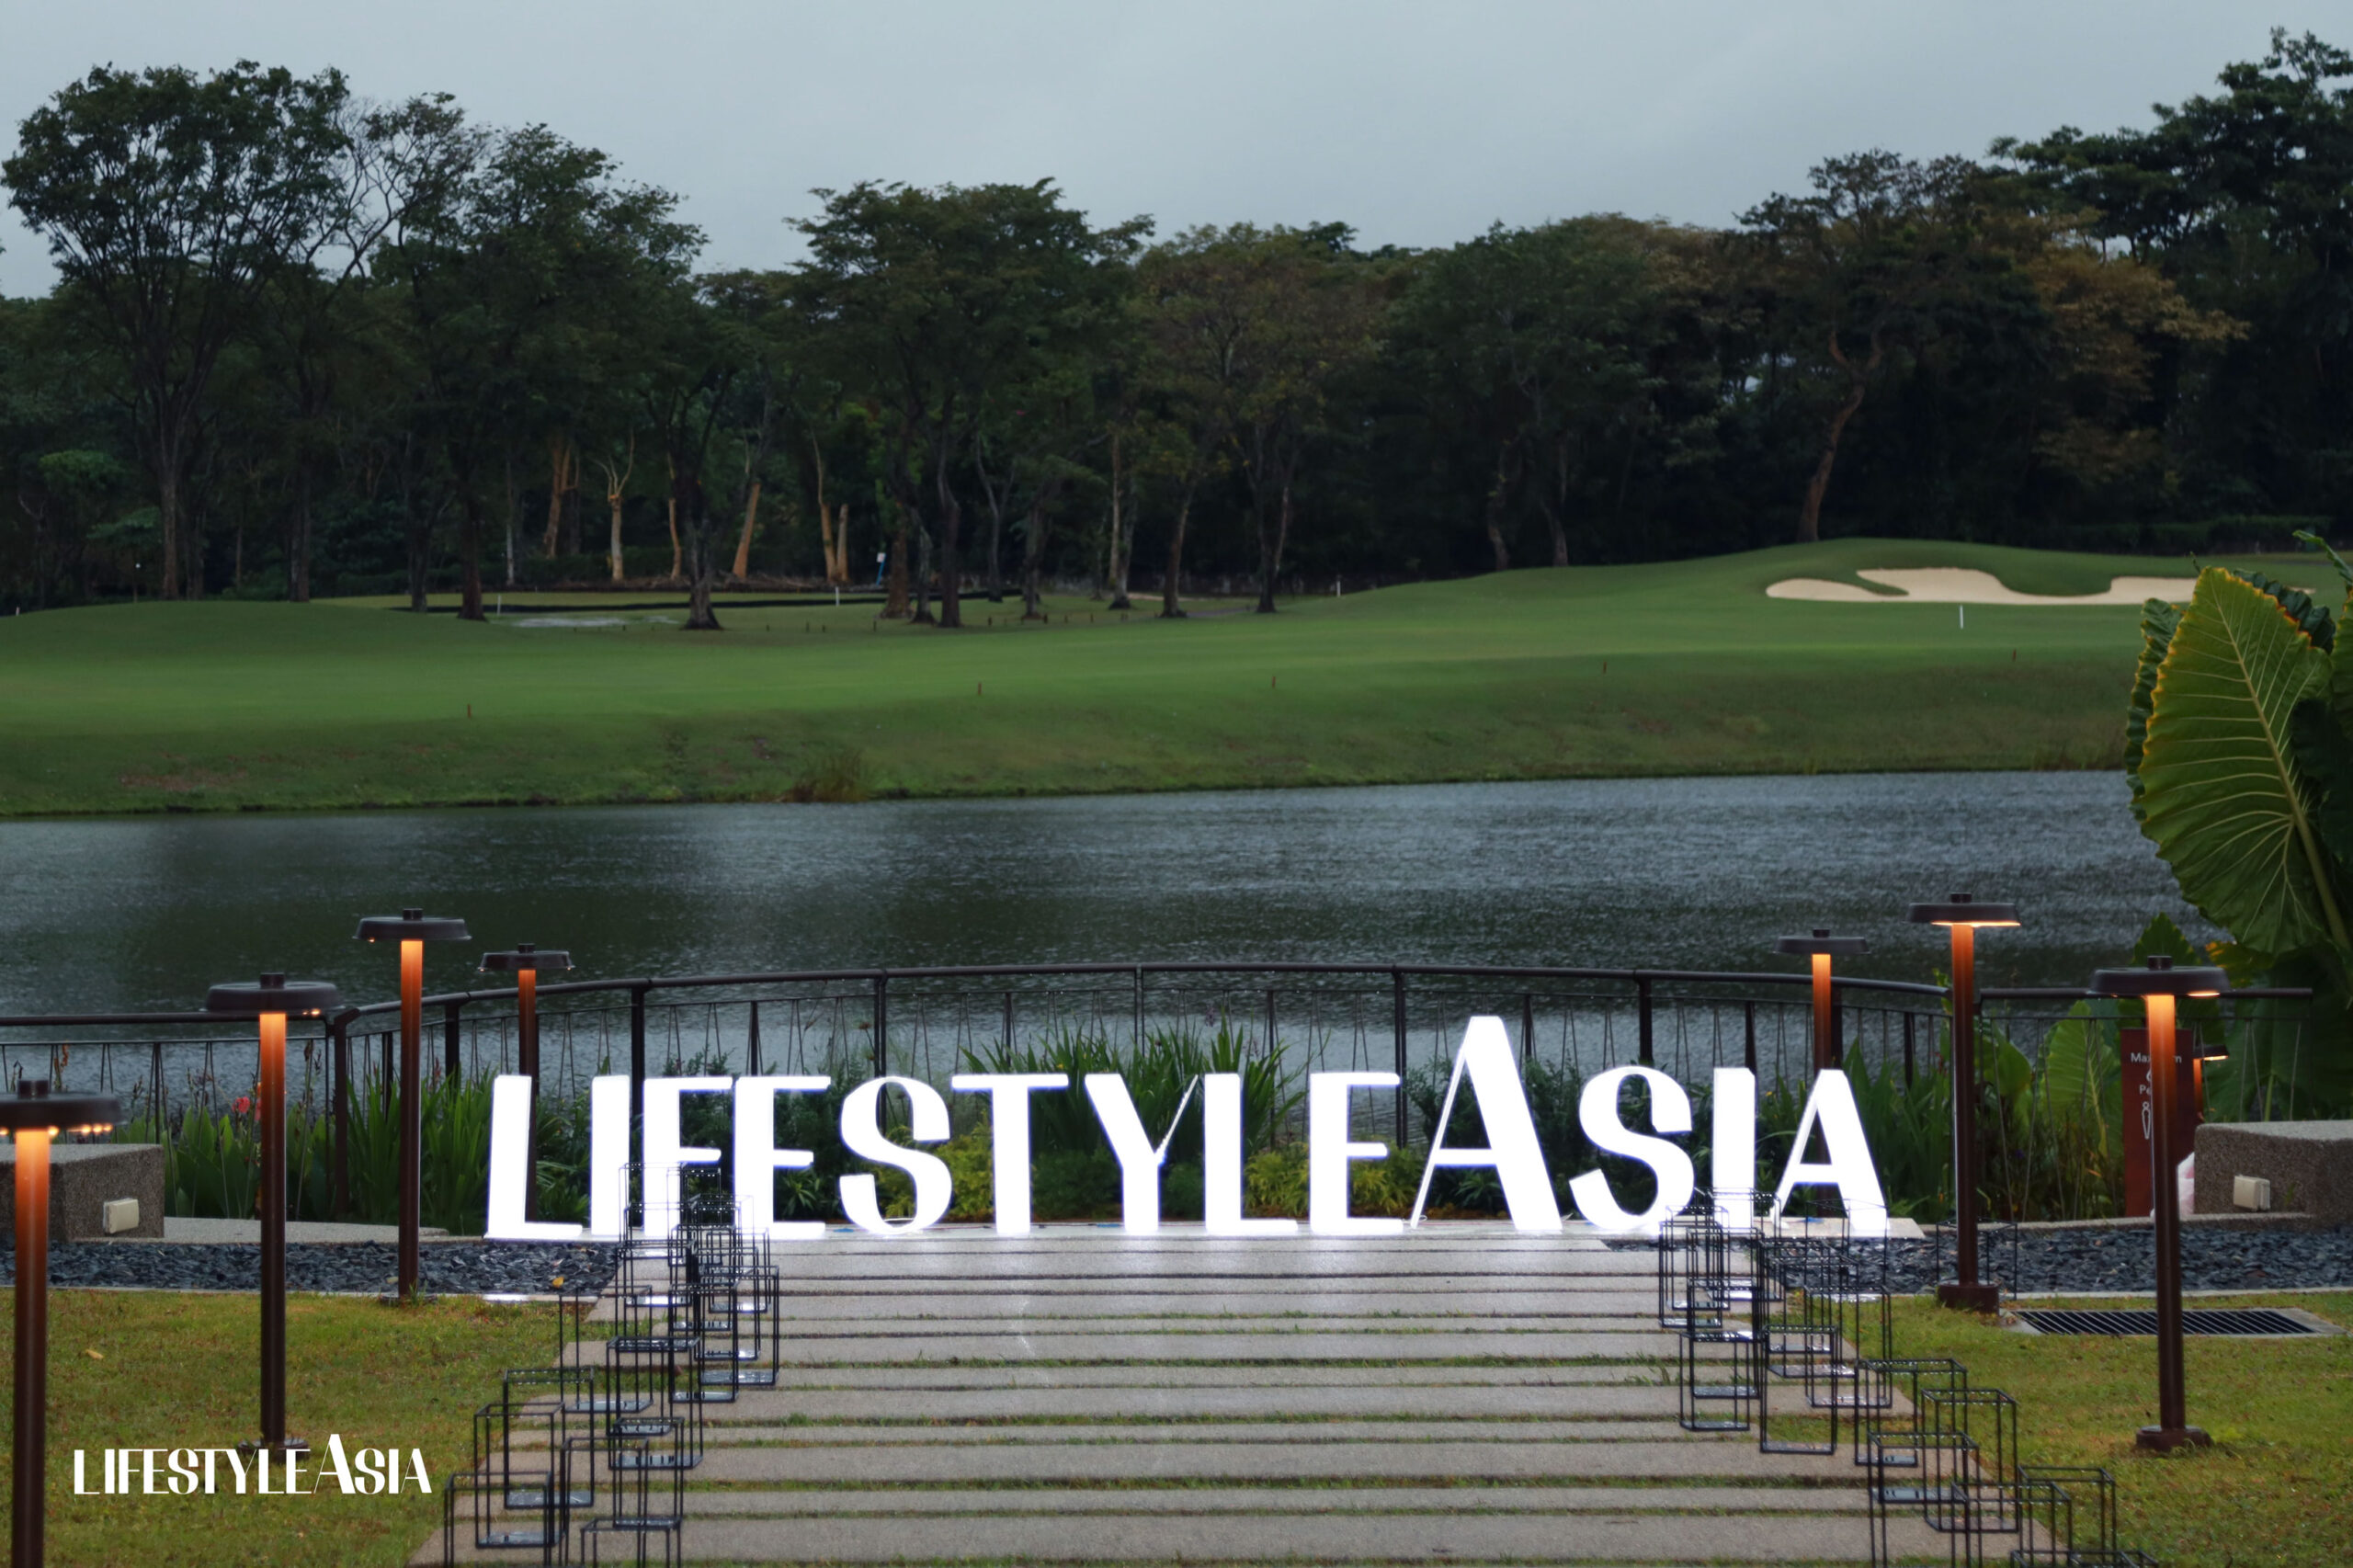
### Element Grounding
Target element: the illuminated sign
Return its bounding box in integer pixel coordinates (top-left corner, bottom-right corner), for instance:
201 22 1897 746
486 1016 1889 1241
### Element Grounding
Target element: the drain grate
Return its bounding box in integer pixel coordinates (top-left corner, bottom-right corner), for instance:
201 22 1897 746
2018 1307 2320 1336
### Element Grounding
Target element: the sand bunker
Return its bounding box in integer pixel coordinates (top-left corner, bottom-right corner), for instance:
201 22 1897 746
1767 567 2207 605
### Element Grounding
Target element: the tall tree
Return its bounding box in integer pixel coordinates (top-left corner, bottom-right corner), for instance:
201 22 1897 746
1740 152 1974 542
6 62 353 597
794 180 1146 628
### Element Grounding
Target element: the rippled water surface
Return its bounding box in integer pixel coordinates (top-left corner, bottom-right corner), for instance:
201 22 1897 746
0 773 2200 1017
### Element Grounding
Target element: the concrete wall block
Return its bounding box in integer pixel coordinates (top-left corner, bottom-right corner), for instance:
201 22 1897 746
0 1143 168 1239
2194 1119 2353 1223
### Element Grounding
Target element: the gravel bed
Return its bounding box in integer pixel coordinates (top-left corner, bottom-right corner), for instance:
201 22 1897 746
1617 1225 2353 1295
0 1240 620 1297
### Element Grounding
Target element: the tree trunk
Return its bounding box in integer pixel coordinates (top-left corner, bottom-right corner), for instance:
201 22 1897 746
289 460 313 602
459 489 485 621
608 488 626 582
1107 432 1132 611
1160 485 1193 619
1255 475 1293 614
836 505 852 585
1798 328 1881 545
886 517 910 618
502 452 519 588
665 495 682 583
911 515 936 624
984 490 1006 603
935 465 963 628
731 480 761 580
406 514 431 612
155 462 185 600
1483 444 1514 574
543 437 569 558
1021 500 1048 619
684 497 722 631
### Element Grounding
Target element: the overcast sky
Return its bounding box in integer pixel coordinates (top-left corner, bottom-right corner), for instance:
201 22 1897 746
0 2 2327 296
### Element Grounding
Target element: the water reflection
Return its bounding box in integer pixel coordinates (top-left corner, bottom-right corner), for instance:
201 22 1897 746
0 773 2200 1017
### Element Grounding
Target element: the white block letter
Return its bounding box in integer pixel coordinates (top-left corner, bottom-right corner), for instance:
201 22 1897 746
1711 1067 1756 1231
1408 1017 1562 1233
487 1075 587 1241
1770 1070 1889 1237
1203 1074 1296 1236
642 1076 732 1239
949 1072 1068 1235
1308 1072 1404 1236
838 1076 953 1233
1086 1073 1182 1235
588 1075 630 1240
734 1076 832 1242
1567 1065 1696 1235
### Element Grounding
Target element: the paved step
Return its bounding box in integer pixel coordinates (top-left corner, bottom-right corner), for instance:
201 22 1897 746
433 1223 1918 1566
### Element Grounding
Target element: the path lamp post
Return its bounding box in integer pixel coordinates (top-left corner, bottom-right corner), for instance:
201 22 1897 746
1774 928 1868 1074
6 1080 118 1568
1907 892 2020 1313
2090 955 2225 1452
354 908 470 1301
479 944 572 1092
204 975 343 1457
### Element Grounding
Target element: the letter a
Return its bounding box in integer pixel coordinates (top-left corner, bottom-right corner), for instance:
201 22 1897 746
1770 1069 1889 1237
1408 1017 1562 1233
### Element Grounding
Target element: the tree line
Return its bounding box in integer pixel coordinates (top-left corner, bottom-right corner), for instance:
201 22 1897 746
2 30 2347 623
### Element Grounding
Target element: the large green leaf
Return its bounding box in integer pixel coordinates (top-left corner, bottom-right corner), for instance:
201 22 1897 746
2138 568 2347 956
2124 597 2180 813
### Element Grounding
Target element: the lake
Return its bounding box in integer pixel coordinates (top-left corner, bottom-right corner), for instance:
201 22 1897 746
0 772 2199 1019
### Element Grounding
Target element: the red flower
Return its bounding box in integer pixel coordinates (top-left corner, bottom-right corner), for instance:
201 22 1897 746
233 1096 252 1116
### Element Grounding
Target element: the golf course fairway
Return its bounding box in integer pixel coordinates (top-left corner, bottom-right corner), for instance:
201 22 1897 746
0 539 2298 817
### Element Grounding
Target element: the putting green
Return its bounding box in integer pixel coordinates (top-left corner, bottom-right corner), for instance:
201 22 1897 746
0 539 2305 816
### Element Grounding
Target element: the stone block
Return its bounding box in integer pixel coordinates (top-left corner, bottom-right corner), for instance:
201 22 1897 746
0 1142 167 1239
2195 1119 2353 1223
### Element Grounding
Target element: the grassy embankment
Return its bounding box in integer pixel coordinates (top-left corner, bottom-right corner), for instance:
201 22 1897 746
0 539 2303 816
0 1290 553 1567
1888 1292 2353 1568
0 1287 2341 1566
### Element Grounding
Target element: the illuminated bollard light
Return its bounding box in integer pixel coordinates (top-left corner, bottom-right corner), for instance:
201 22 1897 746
5 1079 119 1568
2089 953 2225 1452
204 974 344 1457
1907 892 2021 1313
354 908 471 1301
1773 927 1868 1074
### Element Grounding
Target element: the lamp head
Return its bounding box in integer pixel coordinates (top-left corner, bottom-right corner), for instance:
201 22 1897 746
204 974 346 1017
355 907 471 943
0 1079 119 1136
481 943 573 974
1775 927 1868 957
1907 891 2021 928
2087 954 2228 998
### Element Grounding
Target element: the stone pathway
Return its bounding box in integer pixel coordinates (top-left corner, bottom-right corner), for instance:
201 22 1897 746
426 1222 1941 1564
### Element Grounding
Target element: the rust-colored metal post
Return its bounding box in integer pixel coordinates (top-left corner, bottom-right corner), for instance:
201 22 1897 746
1938 922 1997 1312
12 1129 50 1568
517 968 540 1085
2141 991 2206 1450
398 937 423 1301
1810 953 1835 1073
256 1010 296 1451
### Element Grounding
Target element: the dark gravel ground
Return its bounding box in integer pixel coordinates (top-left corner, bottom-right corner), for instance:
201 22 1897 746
0 1240 620 1296
5 1226 2347 1299
1613 1225 2353 1295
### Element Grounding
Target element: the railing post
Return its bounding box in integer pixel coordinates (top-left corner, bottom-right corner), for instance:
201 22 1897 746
331 1017 350 1220
1004 991 1015 1051
1520 993 1534 1067
872 973 889 1079
629 983 648 1119
1903 1011 1916 1086
1743 1001 1757 1074
1132 967 1145 1051
746 1000 762 1077
443 1000 462 1078
1637 976 1654 1066
1392 970 1408 1146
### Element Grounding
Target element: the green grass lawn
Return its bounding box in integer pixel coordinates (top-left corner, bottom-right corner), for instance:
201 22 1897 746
0 539 2315 816
1889 1292 2353 1568
0 1289 559 1567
